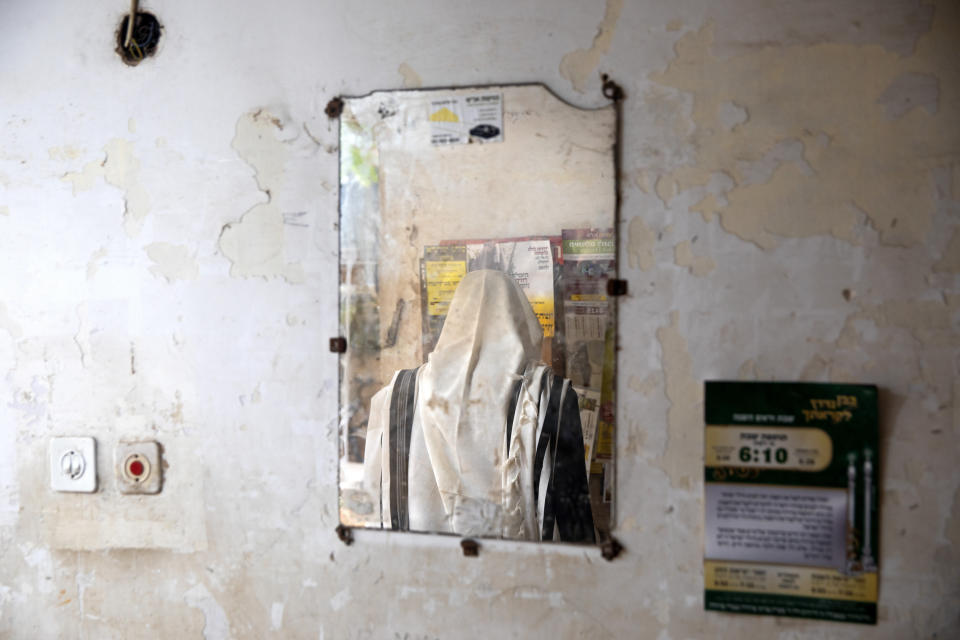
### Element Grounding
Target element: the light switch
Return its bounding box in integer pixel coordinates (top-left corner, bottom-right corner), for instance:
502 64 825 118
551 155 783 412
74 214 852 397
50 437 97 493
116 441 162 494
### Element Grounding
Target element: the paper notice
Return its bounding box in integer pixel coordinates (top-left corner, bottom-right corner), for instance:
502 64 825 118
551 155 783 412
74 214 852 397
429 93 503 145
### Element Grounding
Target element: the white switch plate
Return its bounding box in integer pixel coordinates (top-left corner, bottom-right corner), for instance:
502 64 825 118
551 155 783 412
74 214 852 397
115 441 162 494
49 437 97 493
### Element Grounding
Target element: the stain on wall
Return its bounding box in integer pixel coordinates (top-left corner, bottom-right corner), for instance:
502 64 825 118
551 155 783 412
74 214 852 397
649 3 960 249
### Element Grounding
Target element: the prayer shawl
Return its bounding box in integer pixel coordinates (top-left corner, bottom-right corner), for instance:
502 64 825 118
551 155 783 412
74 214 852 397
363 270 595 542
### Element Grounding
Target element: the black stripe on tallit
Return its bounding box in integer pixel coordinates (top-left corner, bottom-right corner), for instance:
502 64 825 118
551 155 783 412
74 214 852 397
534 372 563 536
388 368 419 531
548 386 596 543
505 378 524 455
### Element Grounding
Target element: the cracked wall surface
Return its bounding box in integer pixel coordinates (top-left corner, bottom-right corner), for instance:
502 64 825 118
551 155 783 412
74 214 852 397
0 0 958 638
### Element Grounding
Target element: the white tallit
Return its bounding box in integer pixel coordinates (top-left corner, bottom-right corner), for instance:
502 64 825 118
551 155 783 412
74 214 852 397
364 269 552 539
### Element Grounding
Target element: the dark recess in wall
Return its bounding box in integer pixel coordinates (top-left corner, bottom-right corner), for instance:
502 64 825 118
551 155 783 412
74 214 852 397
116 12 162 66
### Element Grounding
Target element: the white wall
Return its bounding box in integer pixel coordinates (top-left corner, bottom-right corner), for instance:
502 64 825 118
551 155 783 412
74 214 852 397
1 0 957 637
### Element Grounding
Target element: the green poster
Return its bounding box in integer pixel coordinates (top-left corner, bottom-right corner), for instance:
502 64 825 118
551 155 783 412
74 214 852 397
704 381 879 624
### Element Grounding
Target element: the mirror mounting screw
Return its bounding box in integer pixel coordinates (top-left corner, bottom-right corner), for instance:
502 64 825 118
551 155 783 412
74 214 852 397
601 536 623 561
326 97 344 119
335 524 354 546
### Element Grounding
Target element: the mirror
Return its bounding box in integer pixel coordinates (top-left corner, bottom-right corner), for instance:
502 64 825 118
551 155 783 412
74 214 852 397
337 84 618 544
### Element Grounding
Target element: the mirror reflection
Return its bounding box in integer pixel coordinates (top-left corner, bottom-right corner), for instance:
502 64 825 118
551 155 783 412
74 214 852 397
338 85 617 544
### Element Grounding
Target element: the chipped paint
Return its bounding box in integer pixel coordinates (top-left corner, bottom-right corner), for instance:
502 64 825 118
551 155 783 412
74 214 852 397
184 583 230 640
398 62 423 88
47 146 83 160
0 302 22 341
655 311 702 489
627 216 656 271
61 138 151 237
649 3 960 248
218 109 305 283
559 0 624 93
628 373 659 396
270 602 284 630
933 228 960 272
85 247 107 280
329 587 351 612
145 242 199 282
672 240 715 276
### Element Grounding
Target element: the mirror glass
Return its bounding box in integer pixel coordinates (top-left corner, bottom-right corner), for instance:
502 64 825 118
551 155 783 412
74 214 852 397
338 84 617 544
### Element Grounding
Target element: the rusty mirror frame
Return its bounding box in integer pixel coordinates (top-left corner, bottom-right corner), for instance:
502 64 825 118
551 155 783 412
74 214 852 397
330 80 625 559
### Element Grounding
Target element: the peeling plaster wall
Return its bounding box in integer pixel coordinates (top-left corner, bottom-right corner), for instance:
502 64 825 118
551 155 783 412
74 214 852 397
0 1 957 638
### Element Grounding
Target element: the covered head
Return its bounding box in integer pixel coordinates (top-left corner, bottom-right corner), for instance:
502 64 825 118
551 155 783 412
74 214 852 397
416 269 545 534
432 269 543 363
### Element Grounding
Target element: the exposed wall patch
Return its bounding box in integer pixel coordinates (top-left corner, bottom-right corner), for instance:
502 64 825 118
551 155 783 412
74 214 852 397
398 62 423 88
559 0 624 93
86 247 108 280
627 216 656 271
0 302 23 341
218 109 305 283
877 72 940 119
673 240 716 276
933 228 960 272
655 311 702 489
61 138 150 237
650 3 960 249
145 242 199 282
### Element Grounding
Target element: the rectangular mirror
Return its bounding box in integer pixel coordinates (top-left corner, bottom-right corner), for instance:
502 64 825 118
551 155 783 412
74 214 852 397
337 84 618 544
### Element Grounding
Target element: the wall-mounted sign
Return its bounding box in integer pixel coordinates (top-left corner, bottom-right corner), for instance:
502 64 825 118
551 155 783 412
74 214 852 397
704 381 879 624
